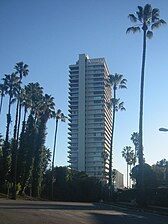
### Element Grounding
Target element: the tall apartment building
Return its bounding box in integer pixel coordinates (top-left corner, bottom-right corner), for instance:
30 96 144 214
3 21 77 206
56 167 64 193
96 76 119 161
68 54 112 180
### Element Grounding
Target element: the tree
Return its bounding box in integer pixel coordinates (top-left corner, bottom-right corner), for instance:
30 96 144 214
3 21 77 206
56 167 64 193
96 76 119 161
122 146 132 188
127 4 166 198
16 82 45 197
51 109 67 200
130 132 139 163
13 62 29 142
10 62 29 200
32 94 55 198
2 74 20 143
11 62 29 200
1 74 20 188
108 74 127 190
152 159 168 186
17 114 36 195
43 167 102 202
131 163 157 189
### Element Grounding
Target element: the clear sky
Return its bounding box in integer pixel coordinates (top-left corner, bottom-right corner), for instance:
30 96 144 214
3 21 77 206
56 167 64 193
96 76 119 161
0 0 168 184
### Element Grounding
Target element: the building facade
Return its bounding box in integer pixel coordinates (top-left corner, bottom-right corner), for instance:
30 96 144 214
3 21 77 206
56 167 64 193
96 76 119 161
68 54 112 181
113 169 124 189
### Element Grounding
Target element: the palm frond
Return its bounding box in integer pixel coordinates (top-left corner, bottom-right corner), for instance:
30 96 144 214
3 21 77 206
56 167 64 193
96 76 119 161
128 14 138 23
146 30 153 39
144 4 152 22
136 6 143 22
126 26 141 34
152 8 160 22
119 78 127 89
120 106 126 111
118 101 126 111
151 19 166 29
119 84 127 89
120 78 127 84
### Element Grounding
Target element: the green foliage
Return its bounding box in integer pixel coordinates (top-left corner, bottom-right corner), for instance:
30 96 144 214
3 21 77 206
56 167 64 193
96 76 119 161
32 117 47 197
152 159 168 187
42 167 102 202
0 62 54 198
17 114 36 194
131 163 157 189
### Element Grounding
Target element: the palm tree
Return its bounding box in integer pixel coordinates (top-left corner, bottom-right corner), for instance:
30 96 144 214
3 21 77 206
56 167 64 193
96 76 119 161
0 82 7 128
127 4 166 192
128 150 136 188
32 94 55 198
17 83 44 197
17 83 44 192
122 146 133 188
51 109 67 200
9 62 29 200
1 74 20 191
108 74 127 190
3 74 20 143
25 82 43 118
130 132 139 162
14 62 29 142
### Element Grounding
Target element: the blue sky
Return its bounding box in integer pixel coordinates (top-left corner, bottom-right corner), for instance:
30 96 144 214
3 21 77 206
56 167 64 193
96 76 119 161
0 0 168 183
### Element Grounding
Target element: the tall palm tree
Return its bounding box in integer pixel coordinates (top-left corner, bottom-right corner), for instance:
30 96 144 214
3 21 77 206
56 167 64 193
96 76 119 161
0 82 7 127
127 4 166 192
14 62 29 142
32 94 55 198
108 74 127 190
122 146 133 188
17 83 44 197
1 74 20 189
51 109 67 200
3 73 21 200
10 62 28 200
3 74 20 143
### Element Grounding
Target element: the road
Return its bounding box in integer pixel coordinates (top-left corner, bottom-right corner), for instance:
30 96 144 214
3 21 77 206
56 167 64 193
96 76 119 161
0 200 168 224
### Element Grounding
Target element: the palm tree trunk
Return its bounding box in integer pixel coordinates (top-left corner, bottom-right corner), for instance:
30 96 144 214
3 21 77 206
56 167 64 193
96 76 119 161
51 118 58 200
138 28 147 188
21 106 27 134
0 95 3 114
127 163 128 188
109 87 116 190
16 102 22 142
129 165 132 188
11 98 20 200
5 95 12 143
12 102 22 200
13 99 19 140
0 95 4 127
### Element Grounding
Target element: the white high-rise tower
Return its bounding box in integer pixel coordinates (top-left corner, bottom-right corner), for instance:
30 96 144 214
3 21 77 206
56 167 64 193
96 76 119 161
68 54 112 181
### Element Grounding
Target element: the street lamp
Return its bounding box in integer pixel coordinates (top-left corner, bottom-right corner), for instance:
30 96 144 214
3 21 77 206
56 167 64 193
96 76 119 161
159 127 168 132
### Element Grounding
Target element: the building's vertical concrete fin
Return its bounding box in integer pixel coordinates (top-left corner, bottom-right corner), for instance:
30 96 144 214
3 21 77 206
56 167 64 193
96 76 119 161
78 54 86 171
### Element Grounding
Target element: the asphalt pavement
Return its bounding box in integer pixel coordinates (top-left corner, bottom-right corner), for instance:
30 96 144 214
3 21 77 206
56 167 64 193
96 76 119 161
0 200 168 224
